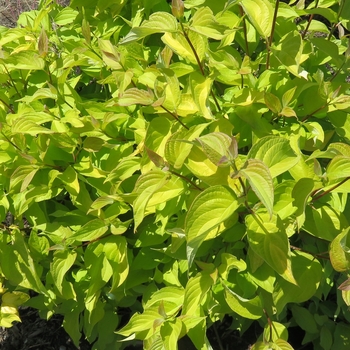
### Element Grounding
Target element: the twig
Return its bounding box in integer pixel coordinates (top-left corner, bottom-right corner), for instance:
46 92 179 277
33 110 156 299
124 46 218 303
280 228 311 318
169 170 203 191
160 105 188 129
290 245 330 260
311 176 350 202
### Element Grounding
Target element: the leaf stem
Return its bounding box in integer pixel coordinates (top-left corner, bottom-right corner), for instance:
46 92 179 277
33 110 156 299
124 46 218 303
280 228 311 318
311 176 350 202
179 22 221 112
302 0 319 40
266 0 279 70
0 99 14 113
301 103 328 122
2 64 21 98
160 105 189 129
290 245 330 260
169 170 203 191
327 0 345 40
239 6 250 56
213 322 225 350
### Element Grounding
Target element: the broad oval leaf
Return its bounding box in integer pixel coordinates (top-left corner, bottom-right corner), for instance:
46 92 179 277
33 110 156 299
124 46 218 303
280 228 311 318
326 155 350 182
248 136 299 178
240 0 273 38
330 228 350 272
185 185 239 266
118 88 154 106
223 282 263 320
120 12 178 44
238 159 274 218
246 213 296 284
196 132 237 167
273 251 322 312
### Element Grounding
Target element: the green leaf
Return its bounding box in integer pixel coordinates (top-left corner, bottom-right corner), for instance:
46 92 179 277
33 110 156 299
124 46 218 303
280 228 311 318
165 124 208 169
182 271 215 315
273 251 322 312
190 6 227 39
271 31 304 77
5 51 45 70
196 132 237 167
326 155 350 182
54 7 78 25
291 305 318 334
57 166 80 196
51 250 77 295
291 178 315 229
185 185 239 266
238 159 274 218
264 92 282 114
132 170 170 231
117 306 165 338
240 0 273 38
223 282 263 319
120 12 178 44
329 228 350 272
1 230 47 295
190 72 214 119
117 88 154 106
160 319 182 350
248 136 299 178
67 219 108 243
12 119 54 135
246 213 296 284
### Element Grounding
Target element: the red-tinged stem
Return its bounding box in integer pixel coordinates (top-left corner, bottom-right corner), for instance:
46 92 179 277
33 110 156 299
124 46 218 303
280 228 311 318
311 176 350 202
160 105 188 129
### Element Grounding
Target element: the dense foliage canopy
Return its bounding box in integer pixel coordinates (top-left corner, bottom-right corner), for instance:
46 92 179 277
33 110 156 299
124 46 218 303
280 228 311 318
0 0 350 349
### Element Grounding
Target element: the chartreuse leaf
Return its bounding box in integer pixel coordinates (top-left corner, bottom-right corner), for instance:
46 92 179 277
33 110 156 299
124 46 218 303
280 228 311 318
160 318 182 350
218 253 247 279
223 281 263 319
251 339 294 350
326 155 350 182
144 287 184 314
271 31 304 77
101 236 129 292
0 291 30 327
1 230 48 295
120 12 178 44
185 185 239 266
182 271 216 315
273 251 322 312
66 219 108 243
190 6 227 39
118 88 154 106
246 213 296 284
132 169 170 231
240 0 273 39
5 50 45 70
263 321 288 342
291 178 315 229
12 118 54 135
248 137 299 178
50 250 77 296
196 132 238 167
161 68 181 112
238 159 274 218
117 306 165 339
165 123 208 169
57 166 80 196
329 228 350 272
190 72 214 119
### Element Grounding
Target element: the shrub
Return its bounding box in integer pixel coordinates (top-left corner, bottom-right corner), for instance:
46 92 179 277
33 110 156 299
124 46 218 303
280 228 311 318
0 0 350 349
